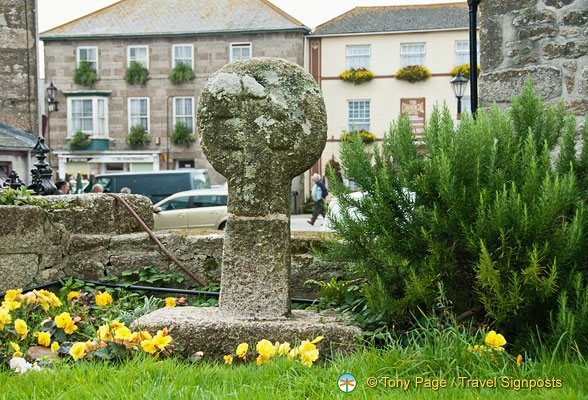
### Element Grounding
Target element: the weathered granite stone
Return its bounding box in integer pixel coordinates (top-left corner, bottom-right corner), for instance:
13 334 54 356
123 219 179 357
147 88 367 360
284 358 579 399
565 98 588 115
0 254 39 292
515 55 538 65
544 0 575 8
480 17 503 69
580 66 588 95
480 66 563 103
566 74 575 93
483 0 538 13
26 346 58 362
542 41 588 59
562 29 581 38
132 307 361 359
0 205 46 252
512 10 555 26
563 10 588 26
518 25 557 40
563 60 578 71
197 58 327 319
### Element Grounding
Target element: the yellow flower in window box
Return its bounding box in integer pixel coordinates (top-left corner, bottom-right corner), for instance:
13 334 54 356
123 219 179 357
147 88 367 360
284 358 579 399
341 129 375 144
395 65 431 83
450 63 480 80
339 67 374 85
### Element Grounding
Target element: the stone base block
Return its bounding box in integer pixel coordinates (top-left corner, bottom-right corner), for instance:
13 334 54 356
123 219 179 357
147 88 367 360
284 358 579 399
132 307 361 358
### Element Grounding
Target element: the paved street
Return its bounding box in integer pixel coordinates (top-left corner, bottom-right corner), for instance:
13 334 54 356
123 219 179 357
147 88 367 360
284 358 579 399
290 213 328 232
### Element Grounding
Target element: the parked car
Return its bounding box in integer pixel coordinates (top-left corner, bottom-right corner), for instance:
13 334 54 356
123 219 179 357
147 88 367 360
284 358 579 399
95 169 210 204
152 189 228 230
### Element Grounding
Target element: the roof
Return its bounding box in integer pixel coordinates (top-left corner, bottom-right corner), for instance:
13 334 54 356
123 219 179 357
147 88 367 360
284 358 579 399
312 2 469 36
0 122 37 151
41 0 308 40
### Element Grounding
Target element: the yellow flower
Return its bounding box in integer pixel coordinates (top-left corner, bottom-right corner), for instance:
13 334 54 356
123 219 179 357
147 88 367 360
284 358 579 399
64 321 78 335
11 342 20 352
2 301 21 311
95 291 113 308
51 342 60 353
517 354 523 367
311 336 323 344
224 354 233 365
141 340 157 354
0 308 11 329
256 353 270 366
256 339 276 358
152 333 172 349
110 320 125 330
485 331 506 348
36 331 51 347
165 297 176 307
21 292 37 305
300 349 319 367
67 291 79 301
4 289 22 303
14 319 27 336
115 326 132 341
236 343 248 358
277 342 291 356
70 342 85 360
298 340 316 354
287 348 299 359
97 324 112 341
55 312 72 329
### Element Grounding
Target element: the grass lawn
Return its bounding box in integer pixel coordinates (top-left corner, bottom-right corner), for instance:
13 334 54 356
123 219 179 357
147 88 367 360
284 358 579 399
2 342 587 399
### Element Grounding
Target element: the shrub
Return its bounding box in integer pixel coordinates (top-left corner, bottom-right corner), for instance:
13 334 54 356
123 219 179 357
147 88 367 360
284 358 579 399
171 121 196 148
126 124 151 148
450 63 481 80
339 68 374 85
395 65 431 83
68 130 92 150
73 60 97 87
124 61 149 85
319 77 588 350
168 62 195 85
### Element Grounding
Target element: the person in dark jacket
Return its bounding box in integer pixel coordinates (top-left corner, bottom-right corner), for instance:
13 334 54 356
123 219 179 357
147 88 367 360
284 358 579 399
55 180 69 195
308 173 328 226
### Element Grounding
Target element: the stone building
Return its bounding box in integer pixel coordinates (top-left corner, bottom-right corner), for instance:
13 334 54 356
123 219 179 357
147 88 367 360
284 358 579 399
0 0 39 135
306 3 477 183
40 0 309 186
479 0 587 126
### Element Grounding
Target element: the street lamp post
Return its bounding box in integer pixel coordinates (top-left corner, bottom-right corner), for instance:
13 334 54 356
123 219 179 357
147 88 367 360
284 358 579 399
467 0 481 118
450 71 468 121
46 82 59 148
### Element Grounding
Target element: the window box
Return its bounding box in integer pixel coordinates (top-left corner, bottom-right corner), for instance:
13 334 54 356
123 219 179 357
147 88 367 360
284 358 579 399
339 67 374 85
341 129 375 144
67 138 110 151
395 65 431 83
450 64 480 80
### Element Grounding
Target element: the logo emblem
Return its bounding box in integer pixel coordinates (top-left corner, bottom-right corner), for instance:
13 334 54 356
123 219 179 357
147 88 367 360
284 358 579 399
338 373 357 393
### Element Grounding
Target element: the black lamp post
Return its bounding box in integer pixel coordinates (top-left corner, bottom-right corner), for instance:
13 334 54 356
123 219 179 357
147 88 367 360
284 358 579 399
467 0 480 118
450 71 468 120
46 82 59 149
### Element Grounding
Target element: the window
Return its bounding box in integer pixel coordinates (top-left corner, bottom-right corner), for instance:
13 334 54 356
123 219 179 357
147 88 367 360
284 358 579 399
173 97 194 132
177 160 194 169
67 97 108 137
400 43 426 67
160 196 191 211
347 100 370 132
193 195 228 208
128 98 149 132
230 43 251 62
346 45 370 70
77 46 98 71
172 44 194 68
455 41 481 66
128 45 149 68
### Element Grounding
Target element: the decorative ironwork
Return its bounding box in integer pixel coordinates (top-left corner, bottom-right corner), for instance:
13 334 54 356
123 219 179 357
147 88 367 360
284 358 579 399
2 170 25 190
27 136 57 195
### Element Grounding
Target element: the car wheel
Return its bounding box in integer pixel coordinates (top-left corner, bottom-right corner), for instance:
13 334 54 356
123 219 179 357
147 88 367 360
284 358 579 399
218 221 226 230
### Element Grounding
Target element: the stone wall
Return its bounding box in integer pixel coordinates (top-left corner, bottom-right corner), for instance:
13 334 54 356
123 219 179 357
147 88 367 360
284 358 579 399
0 195 344 298
479 0 587 125
0 0 39 134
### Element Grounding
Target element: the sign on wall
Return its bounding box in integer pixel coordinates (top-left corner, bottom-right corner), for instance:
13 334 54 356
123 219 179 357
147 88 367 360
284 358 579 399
400 98 426 141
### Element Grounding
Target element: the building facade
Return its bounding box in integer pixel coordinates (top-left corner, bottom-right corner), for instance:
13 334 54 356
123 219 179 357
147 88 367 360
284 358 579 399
40 0 308 186
306 2 477 180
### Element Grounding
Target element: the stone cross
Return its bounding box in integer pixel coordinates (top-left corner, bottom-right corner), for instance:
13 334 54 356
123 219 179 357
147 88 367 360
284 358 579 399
197 58 327 319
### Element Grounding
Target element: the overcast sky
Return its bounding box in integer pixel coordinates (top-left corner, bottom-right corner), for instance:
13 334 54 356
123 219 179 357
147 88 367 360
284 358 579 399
38 0 464 32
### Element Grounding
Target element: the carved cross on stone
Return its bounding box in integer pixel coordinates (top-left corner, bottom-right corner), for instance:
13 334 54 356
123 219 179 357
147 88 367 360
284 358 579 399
197 58 327 319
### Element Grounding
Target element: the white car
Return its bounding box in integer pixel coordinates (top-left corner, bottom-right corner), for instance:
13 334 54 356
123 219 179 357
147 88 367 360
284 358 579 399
153 189 228 230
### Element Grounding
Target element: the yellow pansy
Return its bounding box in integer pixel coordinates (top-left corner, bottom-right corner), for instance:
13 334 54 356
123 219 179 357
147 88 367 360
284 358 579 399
165 297 176 307
51 342 60 353
152 334 172 349
70 342 85 360
300 349 319 367
97 324 112 341
64 321 78 335
55 312 72 329
311 336 324 344
277 342 291 356
256 339 276 358
4 289 22 303
256 353 270 366
11 342 23 358
115 326 132 341
67 291 79 301
95 291 113 308
224 354 233 365
236 343 248 358
485 331 506 348
298 340 316 354
14 319 27 336
2 301 21 311
141 340 157 354
0 308 11 329
36 331 51 347
517 354 523 367
287 348 299 359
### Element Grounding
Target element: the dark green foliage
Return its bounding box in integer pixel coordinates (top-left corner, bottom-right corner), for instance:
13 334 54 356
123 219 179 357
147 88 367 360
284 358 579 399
124 61 149 85
320 78 588 351
126 124 151 148
171 121 195 148
73 60 97 87
168 62 195 85
69 130 92 150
